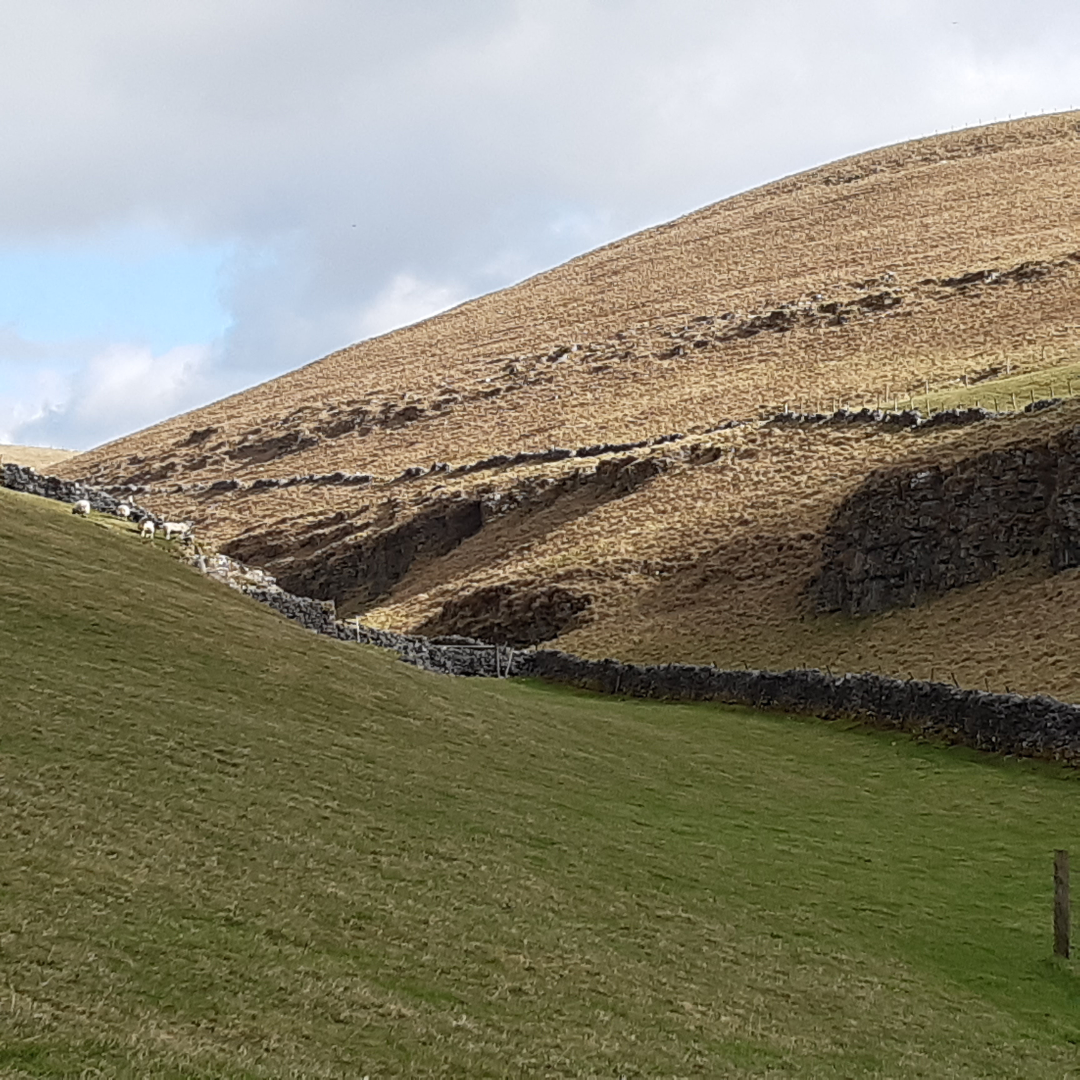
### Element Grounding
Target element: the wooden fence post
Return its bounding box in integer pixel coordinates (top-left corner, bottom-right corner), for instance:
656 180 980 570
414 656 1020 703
1055 849 1070 958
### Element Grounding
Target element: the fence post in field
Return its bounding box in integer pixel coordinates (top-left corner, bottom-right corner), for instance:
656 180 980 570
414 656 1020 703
494 644 500 679
1055 849 1070 958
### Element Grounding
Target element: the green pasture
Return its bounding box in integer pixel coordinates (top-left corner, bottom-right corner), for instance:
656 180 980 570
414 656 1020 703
2 487 1080 1077
783 358 1080 418
914 359 1080 416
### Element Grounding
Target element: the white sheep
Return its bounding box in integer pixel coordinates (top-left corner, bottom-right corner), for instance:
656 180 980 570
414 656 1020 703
71 499 91 517
161 521 193 542
140 520 156 541
116 503 132 519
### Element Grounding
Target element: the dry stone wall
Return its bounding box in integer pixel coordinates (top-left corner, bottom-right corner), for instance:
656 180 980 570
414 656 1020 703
520 651 1080 762
238 576 1080 763
192 553 1080 764
2 463 162 525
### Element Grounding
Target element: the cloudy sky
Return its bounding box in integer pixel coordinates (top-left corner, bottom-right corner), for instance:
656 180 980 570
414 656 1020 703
1 0 1078 450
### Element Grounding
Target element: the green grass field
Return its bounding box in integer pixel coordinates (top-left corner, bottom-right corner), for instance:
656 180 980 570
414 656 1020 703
899 358 1080 416
3 487 1080 1077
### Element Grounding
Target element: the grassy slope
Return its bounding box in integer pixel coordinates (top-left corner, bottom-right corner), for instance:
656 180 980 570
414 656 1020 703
913 361 1080 415
4 487 1080 1077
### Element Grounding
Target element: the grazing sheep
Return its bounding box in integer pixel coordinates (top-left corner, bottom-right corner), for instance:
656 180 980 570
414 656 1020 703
140 520 156 541
161 521 193 542
116 503 132 519
71 499 91 517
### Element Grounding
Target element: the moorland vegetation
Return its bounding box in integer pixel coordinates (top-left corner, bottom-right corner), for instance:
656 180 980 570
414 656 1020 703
0 445 77 471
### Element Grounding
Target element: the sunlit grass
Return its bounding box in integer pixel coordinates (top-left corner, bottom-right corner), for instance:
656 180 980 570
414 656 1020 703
893 357 1080 415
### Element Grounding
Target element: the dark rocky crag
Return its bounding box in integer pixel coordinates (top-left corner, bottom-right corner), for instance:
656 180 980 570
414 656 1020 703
414 581 593 646
816 424 1080 616
221 451 676 612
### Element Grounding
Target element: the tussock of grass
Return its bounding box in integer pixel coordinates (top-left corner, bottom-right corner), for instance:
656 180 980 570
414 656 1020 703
5 487 1080 1075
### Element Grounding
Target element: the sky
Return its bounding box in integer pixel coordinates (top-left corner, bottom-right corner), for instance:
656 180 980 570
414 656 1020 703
1 0 1079 451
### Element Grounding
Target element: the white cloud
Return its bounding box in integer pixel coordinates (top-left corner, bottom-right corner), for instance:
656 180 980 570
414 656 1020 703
4 342 217 450
352 273 468 341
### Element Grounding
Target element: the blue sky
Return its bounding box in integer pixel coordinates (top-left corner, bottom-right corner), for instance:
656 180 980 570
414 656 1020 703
0 232 232 447
2 0 1079 450
0 237 229 355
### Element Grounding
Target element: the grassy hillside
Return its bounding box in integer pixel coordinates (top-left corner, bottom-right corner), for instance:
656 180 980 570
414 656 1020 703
0 445 78 470
354 400 1080 703
5 488 1080 1077
43 111 1080 700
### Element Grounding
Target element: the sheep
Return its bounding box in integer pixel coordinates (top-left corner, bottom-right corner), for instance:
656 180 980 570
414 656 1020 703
71 499 91 517
115 503 132 519
140 520 156 541
161 521 193 542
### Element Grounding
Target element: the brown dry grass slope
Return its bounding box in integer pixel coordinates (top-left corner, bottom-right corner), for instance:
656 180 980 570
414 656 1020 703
53 111 1080 697
0 444 79 470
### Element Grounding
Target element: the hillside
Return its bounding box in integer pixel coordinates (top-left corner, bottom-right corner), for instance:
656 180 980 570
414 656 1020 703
0 444 78 470
51 110 1080 693
5 484 1080 1076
